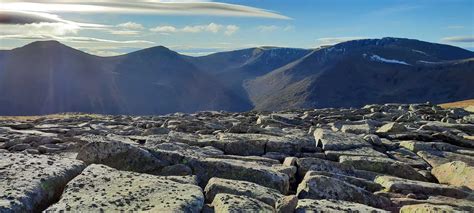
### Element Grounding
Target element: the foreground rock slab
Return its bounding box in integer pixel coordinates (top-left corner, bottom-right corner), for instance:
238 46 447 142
399 203 466 213
374 175 471 199
211 193 274 213
0 153 85 212
46 164 204 212
296 172 391 209
295 199 389 213
204 177 283 206
432 161 474 190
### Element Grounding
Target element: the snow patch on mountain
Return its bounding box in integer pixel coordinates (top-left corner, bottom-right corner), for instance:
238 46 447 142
412 49 429 56
368 54 411 66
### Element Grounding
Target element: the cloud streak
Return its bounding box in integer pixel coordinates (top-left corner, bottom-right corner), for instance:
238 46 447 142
0 1 290 19
150 23 239 35
442 36 474 43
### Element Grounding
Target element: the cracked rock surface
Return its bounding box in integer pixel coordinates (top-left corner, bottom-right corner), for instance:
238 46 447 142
0 102 473 212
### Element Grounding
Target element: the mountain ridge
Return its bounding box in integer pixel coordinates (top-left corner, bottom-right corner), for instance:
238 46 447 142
0 37 473 115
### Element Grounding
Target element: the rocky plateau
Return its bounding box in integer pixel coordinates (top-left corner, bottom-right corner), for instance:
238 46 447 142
1 102 474 212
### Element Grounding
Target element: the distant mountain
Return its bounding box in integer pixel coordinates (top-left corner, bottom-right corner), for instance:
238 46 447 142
0 41 250 115
244 38 474 110
0 37 473 115
187 47 311 99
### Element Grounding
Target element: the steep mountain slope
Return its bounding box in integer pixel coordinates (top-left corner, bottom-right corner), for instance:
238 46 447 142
245 38 474 110
0 41 250 115
188 47 311 98
0 41 122 115
109 46 251 114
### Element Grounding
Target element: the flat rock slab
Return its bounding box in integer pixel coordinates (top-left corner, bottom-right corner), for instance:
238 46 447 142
295 199 389 213
188 157 290 194
296 173 391 209
399 140 463 153
392 196 474 212
432 161 474 190
374 175 471 199
295 157 378 180
339 155 427 181
211 193 274 213
306 171 382 192
217 133 315 156
77 136 167 174
0 153 85 212
46 164 204 212
325 147 387 161
204 177 283 206
387 148 429 168
417 150 474 167
314 128 371 151
400 203 465 213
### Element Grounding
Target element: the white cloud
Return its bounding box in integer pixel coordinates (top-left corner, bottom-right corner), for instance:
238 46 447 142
0 1 290 20
109 30 141 35
0 22 80 36
182 23 222 33
316 37 368 45
150 23 238 35
225 25 239 36
257 25 294 33
117 22 144 30
150 25 178 33
441 36 474 43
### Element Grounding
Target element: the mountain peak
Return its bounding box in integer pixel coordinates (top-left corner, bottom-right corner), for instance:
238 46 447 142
23 40 66 49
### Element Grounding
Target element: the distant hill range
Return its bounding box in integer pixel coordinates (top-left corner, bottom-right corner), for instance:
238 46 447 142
0 37 473 115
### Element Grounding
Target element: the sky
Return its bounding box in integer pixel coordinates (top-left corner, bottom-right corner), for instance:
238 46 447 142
1 0 473 56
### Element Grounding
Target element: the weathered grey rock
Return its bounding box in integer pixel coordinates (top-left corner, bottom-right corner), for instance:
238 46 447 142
387 148 429 168
296 173 392 208
0 153 85 212
432 161 474 190
341 123 374 134
376 122 407 134
141 127 170 136
399 203 464 213
417 150 474 167
364 134 383 146
391 195 474 212
276 195 298 213
8 123 34 130
306 171 383 192
339 155 427 181
217 133 315 156
204 177 283 206
46 164 204 212
400 140 465 153
295 157 379 180
419 121 474 135
76 137 167 174
431 132 474 148
216 133 267 156
262 152 288 161
374 175 471 199
8 143 31 151
159 164 193 176
325 147 387 161
211 193 274 213
314 128 371 151
295 199 389 213
188 157 290 194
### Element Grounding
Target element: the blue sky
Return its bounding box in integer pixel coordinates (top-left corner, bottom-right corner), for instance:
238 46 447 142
1 0 473 56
